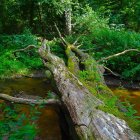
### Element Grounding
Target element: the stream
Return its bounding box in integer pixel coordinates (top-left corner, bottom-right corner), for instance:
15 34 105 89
110 87 140 117
0 78 140 139
0 78 72 140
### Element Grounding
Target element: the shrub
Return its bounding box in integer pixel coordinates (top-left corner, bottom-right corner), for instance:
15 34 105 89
0 30 43 78
70 8 140 80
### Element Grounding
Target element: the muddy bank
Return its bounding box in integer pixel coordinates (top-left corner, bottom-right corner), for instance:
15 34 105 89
105 75 140 89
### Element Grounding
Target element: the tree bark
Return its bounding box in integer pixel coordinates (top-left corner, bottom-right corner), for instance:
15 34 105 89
65 5 72 35
61 0 72 35
0 93 60 105
38 40 140 140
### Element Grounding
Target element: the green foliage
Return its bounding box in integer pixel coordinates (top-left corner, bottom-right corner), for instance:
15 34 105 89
0 31 43 78
87 0 140 31
78 70 97 82
92 28 140 80
71 8 140 80
48 39 66 60
46 91 55 99
0 0 139 35
74 6 109 34
78 70 89 80
121 100 140 119
0 102 39 139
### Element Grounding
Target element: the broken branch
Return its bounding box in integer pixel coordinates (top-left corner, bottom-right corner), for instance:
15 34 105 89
13 45 36 56
0 94 61 105
98 49 140 62
54 23 68 46
103 66 121 77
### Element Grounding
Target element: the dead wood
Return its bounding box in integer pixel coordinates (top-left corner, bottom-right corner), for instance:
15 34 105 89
38 40 140 140
98 49 140 63
0 93 61 105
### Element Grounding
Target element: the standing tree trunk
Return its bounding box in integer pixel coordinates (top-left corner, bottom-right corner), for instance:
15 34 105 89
61 0 72 35
65 4 72 35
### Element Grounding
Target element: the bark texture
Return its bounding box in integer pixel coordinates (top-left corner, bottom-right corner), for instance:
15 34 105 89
38 40 140 140
0 93 60 105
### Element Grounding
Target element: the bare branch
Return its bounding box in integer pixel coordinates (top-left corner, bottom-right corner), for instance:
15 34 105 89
103 66 121 77
73 31 87 46
98 49 140 62
54 23 68 46
76 44 82 48
13 45 36 56
73 36 81 46
0 93 61 105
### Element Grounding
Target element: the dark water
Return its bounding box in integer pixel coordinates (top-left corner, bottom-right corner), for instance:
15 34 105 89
0 78 53 97
2 78 139 139
110 87 140 117
0 78 71 140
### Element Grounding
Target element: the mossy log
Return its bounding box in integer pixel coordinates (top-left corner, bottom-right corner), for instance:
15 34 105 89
38 40 140 140
70 45 105 84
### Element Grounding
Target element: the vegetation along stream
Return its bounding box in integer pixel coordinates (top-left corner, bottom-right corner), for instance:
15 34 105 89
0 77 140 139
0 78 74 140
110 87 140 117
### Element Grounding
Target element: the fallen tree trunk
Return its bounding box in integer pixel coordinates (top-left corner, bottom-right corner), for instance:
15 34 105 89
0 93 60 105
38 39 140 140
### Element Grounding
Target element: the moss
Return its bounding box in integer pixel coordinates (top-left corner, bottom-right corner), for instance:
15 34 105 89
67 56 76 72
78 69 140 134
45 70 52 79
65 46 79 74
94 87 140 133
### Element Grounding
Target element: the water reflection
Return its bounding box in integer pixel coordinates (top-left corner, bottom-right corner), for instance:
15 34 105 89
0 78 70 140
19 104 62 140
0 78 53 97
110 87 140 116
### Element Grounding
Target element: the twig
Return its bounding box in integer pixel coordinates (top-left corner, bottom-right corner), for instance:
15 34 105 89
73 36 81 46
76 44 82 48
13 45 36 56
54 23 68 46
103 66 121 77
98 49 140 62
